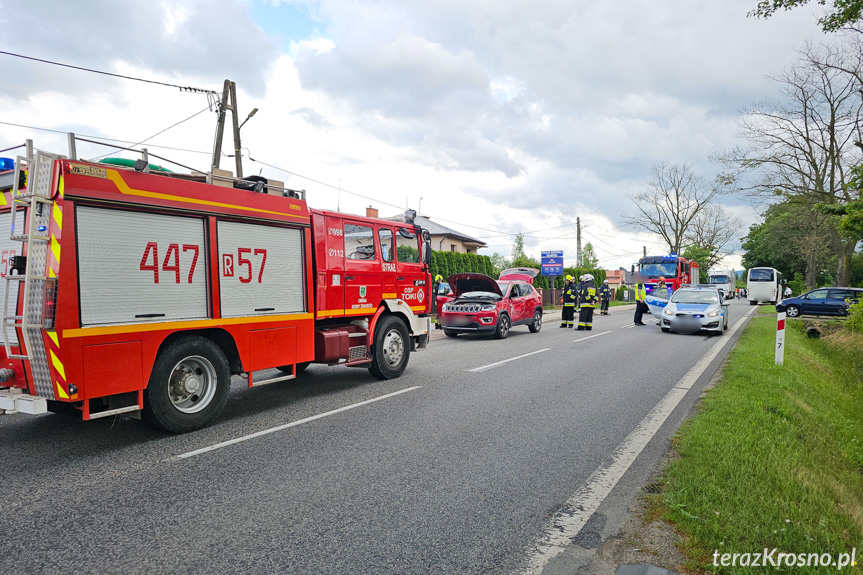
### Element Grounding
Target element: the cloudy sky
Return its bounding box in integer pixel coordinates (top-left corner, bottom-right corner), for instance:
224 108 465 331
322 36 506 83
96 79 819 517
0 0 828 270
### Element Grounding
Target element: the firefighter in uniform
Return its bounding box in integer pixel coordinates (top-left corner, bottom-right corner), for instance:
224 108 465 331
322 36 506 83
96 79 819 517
599 279 611 315
432 274 444 315
560 275 576 328
577 274 598 330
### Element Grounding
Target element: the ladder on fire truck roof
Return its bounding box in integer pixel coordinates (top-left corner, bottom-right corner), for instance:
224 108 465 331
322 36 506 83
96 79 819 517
2 147 59 400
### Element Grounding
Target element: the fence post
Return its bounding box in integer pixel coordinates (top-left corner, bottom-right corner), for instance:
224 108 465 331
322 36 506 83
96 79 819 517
775 311 786 365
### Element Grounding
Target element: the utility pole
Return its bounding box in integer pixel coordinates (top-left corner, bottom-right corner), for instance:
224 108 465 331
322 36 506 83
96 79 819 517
643 246 647 258
576 217 582 267
211 79 256 180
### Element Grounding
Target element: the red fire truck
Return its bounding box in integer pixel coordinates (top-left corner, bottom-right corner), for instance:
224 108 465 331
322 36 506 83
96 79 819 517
0 145 432 432
637 254 700 295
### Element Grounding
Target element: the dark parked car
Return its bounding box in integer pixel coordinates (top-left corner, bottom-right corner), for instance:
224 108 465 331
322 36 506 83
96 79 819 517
776 287 863 318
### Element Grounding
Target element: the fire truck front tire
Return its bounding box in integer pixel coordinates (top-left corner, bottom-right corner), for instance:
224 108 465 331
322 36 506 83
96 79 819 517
369 315 410 380
143 336 231 433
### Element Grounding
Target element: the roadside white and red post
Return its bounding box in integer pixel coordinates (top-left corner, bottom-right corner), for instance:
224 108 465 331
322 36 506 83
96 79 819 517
775 311 786 365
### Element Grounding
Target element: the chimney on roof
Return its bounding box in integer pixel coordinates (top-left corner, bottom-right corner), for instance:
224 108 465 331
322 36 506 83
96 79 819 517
366 206 378 219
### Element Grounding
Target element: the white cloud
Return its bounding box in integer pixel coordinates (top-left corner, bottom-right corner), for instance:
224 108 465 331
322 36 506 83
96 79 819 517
0 0 831 271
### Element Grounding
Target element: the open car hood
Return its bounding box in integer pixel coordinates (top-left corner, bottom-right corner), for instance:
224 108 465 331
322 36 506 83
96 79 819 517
499 267 539 284
447 273 503 298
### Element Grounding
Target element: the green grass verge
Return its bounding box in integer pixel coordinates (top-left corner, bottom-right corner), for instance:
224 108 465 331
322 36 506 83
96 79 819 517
658 316 863 573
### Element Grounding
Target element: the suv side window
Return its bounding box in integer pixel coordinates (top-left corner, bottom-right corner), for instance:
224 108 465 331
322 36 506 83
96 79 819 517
808 289 829 300
829 289 854 301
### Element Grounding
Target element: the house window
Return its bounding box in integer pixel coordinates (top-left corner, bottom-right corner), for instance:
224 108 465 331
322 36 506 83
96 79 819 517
450 245 457 252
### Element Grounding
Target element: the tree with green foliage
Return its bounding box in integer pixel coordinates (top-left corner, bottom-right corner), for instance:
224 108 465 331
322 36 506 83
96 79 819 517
749 0 863 33
581 242 599 268
512 232 526 261
741 201 835 289
682 245 712 283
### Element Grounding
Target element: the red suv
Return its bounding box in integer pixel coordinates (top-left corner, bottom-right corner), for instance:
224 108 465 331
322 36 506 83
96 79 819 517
439 269 543 339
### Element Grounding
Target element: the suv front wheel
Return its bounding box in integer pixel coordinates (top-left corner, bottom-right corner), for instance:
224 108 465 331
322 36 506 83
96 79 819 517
528 309 542 333
494 314 511 339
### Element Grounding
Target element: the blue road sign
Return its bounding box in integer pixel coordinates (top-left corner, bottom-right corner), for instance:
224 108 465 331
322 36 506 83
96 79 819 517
541 250 564 276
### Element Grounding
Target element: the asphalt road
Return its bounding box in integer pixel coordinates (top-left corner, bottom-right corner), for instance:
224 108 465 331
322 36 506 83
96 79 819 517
0 299 756 575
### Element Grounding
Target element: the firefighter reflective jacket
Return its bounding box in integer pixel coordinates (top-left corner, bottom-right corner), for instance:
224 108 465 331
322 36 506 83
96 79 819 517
563 282 576 305
579 281 598 308
599 284 611 300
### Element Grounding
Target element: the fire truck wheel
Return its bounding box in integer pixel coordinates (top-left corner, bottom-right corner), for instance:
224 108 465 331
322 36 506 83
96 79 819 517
494 314 511 339
143 336 231 433
369 315 410 380
528 309 542 333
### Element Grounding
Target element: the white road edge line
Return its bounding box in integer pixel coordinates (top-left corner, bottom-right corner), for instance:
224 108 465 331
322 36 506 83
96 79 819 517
522 306 757 574
165 386 423 462
572 330 612 343
467 348 551 373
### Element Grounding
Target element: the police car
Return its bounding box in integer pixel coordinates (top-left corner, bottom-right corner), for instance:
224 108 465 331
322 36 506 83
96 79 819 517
659 286 729 334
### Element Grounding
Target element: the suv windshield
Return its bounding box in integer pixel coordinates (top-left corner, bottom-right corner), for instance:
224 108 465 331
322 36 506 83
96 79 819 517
671 290 719 304
459 291 500 300
640 262 678 278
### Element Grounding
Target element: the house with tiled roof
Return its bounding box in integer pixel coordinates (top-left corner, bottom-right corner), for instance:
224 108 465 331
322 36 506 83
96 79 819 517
369 208 487 254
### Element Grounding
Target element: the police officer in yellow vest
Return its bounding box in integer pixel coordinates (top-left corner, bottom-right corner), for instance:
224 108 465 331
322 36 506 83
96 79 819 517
560 275 576 328
577 274 599 330
633 280 648 326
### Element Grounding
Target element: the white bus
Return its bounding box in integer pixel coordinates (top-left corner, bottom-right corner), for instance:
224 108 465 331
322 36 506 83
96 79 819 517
747 267 784 305
708 269 735 300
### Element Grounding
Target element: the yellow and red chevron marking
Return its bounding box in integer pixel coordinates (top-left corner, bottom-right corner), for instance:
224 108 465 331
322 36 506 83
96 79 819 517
42 176 72 399
46 175 64 279
43 329 76 400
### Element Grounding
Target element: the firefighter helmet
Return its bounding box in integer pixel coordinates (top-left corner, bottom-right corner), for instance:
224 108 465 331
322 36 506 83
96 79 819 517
583 274 594 282
659 276 666 282
565 274 573 281
435 275 443 282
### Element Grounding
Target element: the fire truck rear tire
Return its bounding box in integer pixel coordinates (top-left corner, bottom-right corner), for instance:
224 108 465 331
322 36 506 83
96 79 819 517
369 315 410 380
143 336 231 433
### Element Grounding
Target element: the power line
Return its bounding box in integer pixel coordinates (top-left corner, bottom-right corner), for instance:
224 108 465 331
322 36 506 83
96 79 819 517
0 120 216 156
247 157 406 211
0 50 217 94
90 105 213 160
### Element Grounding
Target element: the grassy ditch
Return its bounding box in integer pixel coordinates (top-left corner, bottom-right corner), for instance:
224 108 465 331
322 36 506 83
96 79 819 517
655 314 863 573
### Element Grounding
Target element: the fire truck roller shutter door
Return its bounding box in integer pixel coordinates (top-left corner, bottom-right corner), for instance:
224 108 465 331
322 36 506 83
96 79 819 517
0 210 25 345
76 207 208 326
218 221 305 317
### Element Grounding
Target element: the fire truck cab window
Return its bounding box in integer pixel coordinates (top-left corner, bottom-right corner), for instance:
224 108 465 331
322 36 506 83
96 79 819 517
379 228 394 262
345 224 376 260
397 228 419 263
